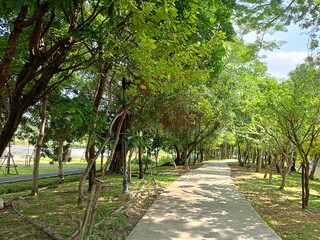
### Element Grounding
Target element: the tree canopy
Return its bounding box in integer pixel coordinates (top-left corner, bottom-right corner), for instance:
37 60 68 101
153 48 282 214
1 1 320 238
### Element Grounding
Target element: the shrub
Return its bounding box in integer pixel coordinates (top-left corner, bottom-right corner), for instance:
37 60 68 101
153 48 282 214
132 155 152 164
159 155 173 164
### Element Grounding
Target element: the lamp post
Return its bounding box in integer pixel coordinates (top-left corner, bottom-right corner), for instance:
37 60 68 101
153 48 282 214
122 77 129 194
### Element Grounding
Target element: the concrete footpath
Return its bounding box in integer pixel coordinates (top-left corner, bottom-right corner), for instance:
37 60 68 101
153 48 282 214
127 161 281 240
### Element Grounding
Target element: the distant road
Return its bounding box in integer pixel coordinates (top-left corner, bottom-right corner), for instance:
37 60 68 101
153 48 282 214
0 169 84 184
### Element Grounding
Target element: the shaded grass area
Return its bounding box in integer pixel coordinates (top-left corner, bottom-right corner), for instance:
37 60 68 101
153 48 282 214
0 163 202 240
0 174 83 195
229 162 320 240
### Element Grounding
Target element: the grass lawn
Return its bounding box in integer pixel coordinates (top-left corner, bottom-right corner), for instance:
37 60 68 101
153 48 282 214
0 163 202 240
0 154 173 178
0 158 89 178
229 162 320 240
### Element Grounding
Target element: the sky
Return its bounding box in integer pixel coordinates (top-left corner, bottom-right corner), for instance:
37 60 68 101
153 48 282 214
258 25 310 79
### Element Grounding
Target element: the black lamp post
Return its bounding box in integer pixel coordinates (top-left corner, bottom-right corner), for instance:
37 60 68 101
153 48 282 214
122 77 129 194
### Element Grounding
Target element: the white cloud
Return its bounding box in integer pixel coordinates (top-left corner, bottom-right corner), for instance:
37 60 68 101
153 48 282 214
262 51 308 79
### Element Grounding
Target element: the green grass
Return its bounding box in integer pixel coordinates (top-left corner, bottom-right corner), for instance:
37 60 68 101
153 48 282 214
0 158 89 178
229 162 320 240
0 156 174 178
0 174 82 195
0 165 58 176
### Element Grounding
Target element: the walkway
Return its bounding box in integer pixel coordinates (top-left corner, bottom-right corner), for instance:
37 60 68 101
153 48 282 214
127 161 281 240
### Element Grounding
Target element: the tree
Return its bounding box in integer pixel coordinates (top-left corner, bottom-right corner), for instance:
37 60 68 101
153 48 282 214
263 60 320 208
0 1 107 157
46 93 90 182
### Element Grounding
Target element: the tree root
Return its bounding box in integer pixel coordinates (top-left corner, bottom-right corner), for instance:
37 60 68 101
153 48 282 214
11 201 65 240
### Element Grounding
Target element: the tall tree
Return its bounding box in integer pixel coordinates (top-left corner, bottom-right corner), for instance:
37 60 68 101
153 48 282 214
0 1 106 156
263 60 320 208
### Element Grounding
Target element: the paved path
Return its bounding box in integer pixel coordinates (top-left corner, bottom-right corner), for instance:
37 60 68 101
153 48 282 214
127 161 281 240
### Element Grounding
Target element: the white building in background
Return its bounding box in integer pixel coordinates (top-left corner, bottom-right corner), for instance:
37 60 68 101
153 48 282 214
1 145 86 159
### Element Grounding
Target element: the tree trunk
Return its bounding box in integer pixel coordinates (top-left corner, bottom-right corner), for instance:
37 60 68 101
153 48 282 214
301 157 310 208
252 147 256 164
310 154 319 180
174 145 182 165
58 140 64 183
31 95 47 196
264 152 275 184
155 149 159 167
279 149 293 191
100 146 105 171
268 159 274 184
301 163 306 208
144 151 149 173
138 144 143 179
88 145 96 191
237 142 242 163
109 141 124 173
304 160 310 208
182 149 188 168
86 59 110 190
247 143 251 164
255 148 262 172
76 179 103 240
200 149 204 162
127 147 134 183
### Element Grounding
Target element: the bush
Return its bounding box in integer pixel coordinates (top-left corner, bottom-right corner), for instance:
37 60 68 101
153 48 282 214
133 155 152 164
159 155 173 164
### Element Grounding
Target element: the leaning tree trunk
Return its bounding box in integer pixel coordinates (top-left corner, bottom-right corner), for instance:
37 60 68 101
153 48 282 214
31 95 47 196
0 102 28 157
310 154 319 180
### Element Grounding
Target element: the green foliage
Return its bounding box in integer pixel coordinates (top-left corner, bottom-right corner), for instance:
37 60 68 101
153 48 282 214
133 155 152 164
158 155 174 164
235 0 320 52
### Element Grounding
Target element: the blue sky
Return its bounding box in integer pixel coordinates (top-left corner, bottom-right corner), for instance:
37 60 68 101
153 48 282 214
259 24 310 79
